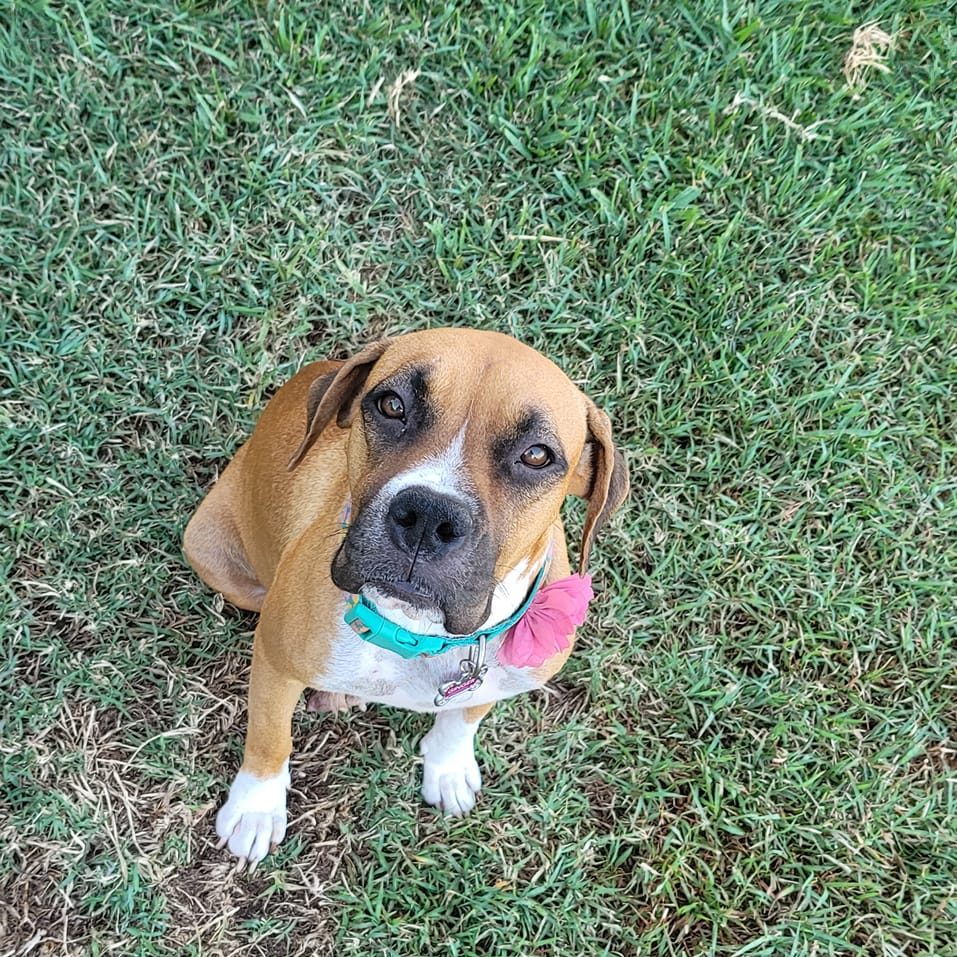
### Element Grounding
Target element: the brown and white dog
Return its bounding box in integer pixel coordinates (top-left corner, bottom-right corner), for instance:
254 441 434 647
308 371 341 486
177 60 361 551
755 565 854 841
184 328 628 866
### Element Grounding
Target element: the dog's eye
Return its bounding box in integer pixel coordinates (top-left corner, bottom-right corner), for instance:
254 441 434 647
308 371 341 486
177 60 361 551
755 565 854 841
520 445 552 469
376 392 405 420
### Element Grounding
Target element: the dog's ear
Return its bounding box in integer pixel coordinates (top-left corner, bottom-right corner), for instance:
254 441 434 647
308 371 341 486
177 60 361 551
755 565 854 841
568 401 629 570
288 338 392 470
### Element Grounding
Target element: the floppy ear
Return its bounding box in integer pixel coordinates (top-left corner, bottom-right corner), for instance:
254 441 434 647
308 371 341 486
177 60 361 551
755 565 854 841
287 338 392 470
568 402 630 570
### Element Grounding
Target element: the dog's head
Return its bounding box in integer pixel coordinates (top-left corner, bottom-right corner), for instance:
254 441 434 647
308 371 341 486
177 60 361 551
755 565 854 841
289 329 628 636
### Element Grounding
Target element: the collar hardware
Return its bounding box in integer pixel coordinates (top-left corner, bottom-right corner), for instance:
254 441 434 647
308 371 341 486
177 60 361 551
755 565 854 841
434 636 488 707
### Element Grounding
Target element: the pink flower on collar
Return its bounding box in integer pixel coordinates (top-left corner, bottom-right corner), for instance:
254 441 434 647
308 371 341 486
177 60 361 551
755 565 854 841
498 574 594 668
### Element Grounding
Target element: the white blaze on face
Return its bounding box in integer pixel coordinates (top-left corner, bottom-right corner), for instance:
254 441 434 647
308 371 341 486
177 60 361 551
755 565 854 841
377 426 470 501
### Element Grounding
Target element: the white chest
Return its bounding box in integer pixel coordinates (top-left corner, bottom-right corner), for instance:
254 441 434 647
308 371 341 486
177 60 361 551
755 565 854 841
314 619 543 713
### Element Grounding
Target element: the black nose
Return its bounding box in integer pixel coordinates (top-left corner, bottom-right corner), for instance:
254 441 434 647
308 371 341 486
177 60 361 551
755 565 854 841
386 486 472 560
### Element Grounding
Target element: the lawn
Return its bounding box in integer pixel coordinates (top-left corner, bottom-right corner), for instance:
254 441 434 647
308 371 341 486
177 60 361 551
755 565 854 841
2 1 956 954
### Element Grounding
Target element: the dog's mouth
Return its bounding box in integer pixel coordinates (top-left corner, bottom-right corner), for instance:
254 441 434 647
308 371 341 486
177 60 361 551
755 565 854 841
369 578 440 607
359 580 454 636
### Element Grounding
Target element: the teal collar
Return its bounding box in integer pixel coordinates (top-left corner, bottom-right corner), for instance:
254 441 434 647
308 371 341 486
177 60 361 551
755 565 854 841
344 566 547 660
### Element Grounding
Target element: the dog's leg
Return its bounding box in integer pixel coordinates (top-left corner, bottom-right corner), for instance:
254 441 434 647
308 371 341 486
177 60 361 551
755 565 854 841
216 635 304 867
419 702 493 816
184 444 266 612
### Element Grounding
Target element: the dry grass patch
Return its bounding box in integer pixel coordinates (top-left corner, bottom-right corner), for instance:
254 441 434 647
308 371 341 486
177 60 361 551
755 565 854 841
844 22 897 97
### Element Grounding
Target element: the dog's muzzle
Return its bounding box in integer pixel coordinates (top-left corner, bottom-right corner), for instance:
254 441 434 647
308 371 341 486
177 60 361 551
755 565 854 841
331 485 496 634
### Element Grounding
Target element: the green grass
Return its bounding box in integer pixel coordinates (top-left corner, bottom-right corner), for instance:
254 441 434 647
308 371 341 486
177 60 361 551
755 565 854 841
2 0 956 954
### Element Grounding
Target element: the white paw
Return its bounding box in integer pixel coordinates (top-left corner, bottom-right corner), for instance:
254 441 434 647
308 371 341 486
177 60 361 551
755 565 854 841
420 733 482 817
215 763 289 868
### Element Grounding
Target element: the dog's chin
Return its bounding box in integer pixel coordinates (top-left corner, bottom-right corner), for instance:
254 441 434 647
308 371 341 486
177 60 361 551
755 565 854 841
331 557 492 636
360 585 449 637
361 582 490 637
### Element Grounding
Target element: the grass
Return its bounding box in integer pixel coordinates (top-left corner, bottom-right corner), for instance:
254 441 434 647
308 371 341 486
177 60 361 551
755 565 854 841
2 0 956 954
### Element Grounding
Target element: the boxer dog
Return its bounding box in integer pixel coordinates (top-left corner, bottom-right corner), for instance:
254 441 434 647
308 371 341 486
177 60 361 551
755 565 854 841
184 328 628 867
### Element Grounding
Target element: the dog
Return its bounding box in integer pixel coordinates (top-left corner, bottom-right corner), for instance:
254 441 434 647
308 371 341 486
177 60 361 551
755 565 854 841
184 328 628 866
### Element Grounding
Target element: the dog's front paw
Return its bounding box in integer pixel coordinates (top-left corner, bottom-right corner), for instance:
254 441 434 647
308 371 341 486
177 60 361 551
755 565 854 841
420 731 482 817
215 763 289 868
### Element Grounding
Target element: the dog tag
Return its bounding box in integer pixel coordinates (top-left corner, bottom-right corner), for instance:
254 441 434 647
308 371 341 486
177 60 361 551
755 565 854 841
435 637 488 707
